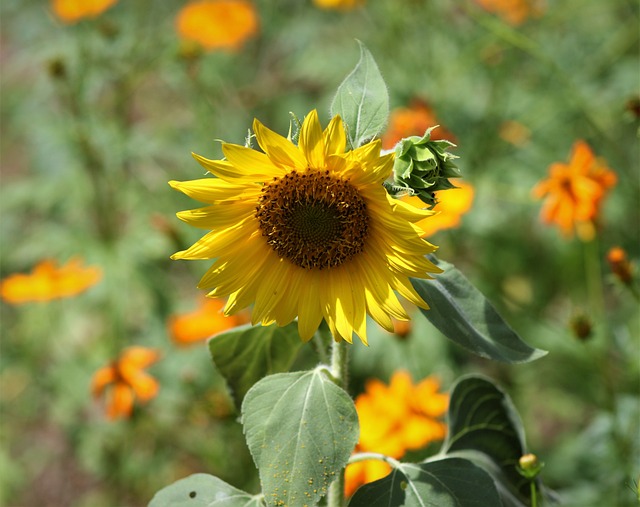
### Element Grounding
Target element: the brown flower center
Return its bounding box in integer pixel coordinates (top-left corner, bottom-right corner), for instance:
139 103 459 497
255 169 369 269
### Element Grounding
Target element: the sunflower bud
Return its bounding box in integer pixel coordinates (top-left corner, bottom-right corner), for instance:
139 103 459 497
391 126 460 208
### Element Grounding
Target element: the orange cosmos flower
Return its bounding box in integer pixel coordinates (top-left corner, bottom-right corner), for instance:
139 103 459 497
345 371 448 497
313 0 364 9
51 0 118 24
168 296 249 346
176 0 259 52
92 347 161 420
402 181 475 237
0 258 102 304
382 99 456 150
474 0 544 26
532 140 617 240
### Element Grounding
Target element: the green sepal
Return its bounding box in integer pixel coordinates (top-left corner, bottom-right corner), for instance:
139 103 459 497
392 127 461 208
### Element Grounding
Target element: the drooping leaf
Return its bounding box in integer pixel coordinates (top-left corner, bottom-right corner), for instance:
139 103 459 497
411 257 547 363
348 458 502 507
241 370 359 507
209 323 303 409
148 473 264 507
440 375 532 505
330 40 389 149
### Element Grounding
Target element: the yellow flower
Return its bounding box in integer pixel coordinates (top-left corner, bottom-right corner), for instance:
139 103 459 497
175 0 259 52
168 296 249 346
532 140 617 240
51 0 117 24
0 258 102 304
170 110 441 345
91 347 161 420
345 371 449 497
402 181 475 237
313 0 364 10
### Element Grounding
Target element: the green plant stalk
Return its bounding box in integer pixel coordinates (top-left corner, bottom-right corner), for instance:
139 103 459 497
327 339 349 507
530 481 538 507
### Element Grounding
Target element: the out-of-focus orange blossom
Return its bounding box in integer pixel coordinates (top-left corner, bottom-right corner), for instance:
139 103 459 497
0 258 102 304
607 247 633 285
168 296 249 346
382 99 456 150
532 140 616 240
345 371 448 497
51 0 118 24
313 0 364 10
402 181 475 237
91 347 161 420
175 0 259 52
474 0 544 26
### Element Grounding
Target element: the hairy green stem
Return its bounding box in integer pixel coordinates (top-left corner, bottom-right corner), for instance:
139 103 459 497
327 339 349 507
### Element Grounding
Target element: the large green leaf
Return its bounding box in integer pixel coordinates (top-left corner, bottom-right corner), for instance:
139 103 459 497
209 323 303 409
148 473 264 507
411 258 547 363
330 40 389 149
241 370 359 507
348 458 502 507
440 376 531 505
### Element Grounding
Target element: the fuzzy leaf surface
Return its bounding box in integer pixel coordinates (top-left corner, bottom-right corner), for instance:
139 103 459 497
330 41 389 148
411 258 546 363
209 323 302 409
348 458 501 507
242 370 359 507
148 473 264 507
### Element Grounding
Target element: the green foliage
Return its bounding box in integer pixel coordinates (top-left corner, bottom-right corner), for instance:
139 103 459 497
412 258 547 363
241 370 359 507
348 458 502 507
148 473 264 507
330 41 389 149
209 323 303 409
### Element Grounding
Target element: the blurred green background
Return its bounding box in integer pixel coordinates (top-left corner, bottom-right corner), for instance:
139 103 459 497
1 1 638 506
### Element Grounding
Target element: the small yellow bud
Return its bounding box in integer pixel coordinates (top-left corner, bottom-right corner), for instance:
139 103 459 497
517 453 543 479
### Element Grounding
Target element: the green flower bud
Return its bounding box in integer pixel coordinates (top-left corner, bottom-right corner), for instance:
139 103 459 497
391 126 460 208
517 453 544 479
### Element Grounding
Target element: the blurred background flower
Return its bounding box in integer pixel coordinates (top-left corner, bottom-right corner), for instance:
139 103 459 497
51 0 118 24
345 371 448 497
0 258 102 304
176 0 259 52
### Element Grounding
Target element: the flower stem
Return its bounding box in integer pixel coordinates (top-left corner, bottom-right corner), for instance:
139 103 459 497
327 339 349 507
530 480 538 507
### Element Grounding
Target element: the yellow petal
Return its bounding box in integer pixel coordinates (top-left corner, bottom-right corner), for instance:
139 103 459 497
298 109 326 169
323 115 347 156
169 178 259 204
221 143 285 180
176 201 256 229
253 118 307 169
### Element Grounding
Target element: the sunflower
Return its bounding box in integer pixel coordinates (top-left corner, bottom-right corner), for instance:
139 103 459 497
170 110 440 345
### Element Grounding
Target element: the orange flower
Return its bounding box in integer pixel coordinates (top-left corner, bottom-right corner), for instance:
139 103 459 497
345 371 448 497
0 258 102 304
91 347 161 420
474 0 544 26
176 0 259 52
168 296 249 346
402 181 475 237
532 140 617 240
607 247 633 285
51 0 118 24
313 0 364 10
382 99 456 150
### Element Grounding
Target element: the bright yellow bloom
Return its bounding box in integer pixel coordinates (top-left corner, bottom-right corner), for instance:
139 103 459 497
51 0 117 24
382 99 456 150
474 0 544 26
532 140 617 240
176 0 259 52
313 0 364 10
0 258 102 304
402 181 475 237
171 110 441 345
168 296 249 346
345 371 449 497
91 347 161 420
